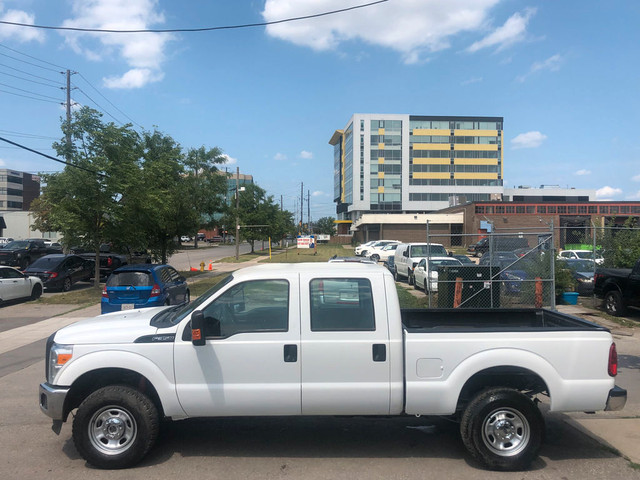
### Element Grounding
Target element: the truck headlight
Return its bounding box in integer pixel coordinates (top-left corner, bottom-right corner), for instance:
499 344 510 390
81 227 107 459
48 343 73 384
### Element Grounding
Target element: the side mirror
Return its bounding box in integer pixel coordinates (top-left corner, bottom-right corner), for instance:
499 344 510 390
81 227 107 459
191 311 206 346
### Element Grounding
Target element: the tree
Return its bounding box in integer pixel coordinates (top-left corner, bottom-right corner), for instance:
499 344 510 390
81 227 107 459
32 107 140 286
183 146 228 247
315 216 337 235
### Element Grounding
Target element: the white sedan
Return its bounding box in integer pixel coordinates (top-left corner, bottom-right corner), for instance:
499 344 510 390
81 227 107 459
0 266 43 305
413 257 463 292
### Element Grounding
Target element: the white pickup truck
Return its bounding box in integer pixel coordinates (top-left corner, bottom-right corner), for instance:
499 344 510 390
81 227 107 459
39 263 626 471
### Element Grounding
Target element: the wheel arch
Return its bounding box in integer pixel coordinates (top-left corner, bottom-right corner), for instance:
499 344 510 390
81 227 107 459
62 367 164 421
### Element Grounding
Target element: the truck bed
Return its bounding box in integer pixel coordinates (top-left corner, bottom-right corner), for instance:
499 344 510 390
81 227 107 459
401 308 608 332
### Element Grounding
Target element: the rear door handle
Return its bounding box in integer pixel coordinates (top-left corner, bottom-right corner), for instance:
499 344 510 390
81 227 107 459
284 344 297 363
372 344 386 362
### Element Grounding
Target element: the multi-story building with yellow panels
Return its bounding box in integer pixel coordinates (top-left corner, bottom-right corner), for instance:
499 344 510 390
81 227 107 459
329 114 504 229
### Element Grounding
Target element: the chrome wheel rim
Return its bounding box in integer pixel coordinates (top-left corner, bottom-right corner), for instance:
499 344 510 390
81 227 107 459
481 407 530 457
606 294 616 314
88 405 137 455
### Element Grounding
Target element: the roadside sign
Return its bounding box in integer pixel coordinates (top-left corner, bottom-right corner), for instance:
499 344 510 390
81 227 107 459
297 235 316 249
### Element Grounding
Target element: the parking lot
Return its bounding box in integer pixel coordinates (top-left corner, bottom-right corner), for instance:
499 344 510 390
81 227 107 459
0 250 639 479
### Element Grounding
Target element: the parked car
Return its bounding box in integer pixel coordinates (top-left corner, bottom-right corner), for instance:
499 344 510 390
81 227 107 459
394 242 448 284
24 254 94 292
180 235 192 243
101 264 190 314
377 243 400 263
594 258 640 316
479 252 532 294
0 239 58 269
0 265 42 304
206 236 223 243
558 259 596 296
196 233 206 242
383 254 395 273
354 240 377 256
413 257 463 292
0 237 14 246
365 240 400 262
558 249 604 265
452 254 475 265
467 236 529 258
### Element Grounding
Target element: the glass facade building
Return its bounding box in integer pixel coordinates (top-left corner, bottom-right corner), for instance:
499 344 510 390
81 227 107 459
329 114 504 225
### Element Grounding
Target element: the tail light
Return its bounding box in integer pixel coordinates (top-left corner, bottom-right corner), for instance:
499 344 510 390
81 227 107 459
608 343 618 377
150 284 162 297
107 257 113 267
46 271 58 279
102 285 108 298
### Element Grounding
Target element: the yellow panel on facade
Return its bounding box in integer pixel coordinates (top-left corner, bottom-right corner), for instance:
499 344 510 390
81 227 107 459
378 157 385 163
413 172 450 179
413 128 450 136
454 172 499 180
378 172 385 179
454 129 498 136
412 158 450 165
378 143 385 150
454 158 499 165
378 128 385 135
412 143 450 150
453 144 498 151
377 186 385 193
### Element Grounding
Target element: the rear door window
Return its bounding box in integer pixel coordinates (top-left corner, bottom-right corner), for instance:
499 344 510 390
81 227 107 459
309 278 375 331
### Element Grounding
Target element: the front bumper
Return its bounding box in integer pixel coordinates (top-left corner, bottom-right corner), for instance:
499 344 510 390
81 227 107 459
605 385 627 411
39 382 69 422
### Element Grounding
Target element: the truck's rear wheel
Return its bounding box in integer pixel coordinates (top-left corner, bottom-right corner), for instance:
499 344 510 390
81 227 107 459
460 388 544 471
72 385 159 469
604 291 626 317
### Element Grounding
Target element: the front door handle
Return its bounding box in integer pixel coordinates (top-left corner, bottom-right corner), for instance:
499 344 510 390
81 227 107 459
284 344 297 363
372 344 386 362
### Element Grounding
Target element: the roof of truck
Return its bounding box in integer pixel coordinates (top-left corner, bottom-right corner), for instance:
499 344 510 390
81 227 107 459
230 262 387 280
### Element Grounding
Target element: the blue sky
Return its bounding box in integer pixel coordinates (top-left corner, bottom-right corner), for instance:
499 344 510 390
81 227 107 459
1 0 639 221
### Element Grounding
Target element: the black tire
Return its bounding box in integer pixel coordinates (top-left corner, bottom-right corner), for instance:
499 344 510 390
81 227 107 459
72 385 159 469
371 254 380 262
408 273 414 286
184 290 191 304
413 277 420 290
164 298 171 306
424 279 428 292
20 258 29 270
393 267 399 282
460 388 544 471
30 284 42 300
476 251 483 258
62 277 72 292
604 290 626 317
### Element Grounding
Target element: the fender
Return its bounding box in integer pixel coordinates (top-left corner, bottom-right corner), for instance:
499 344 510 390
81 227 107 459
56 349 187 418
406 347 565 416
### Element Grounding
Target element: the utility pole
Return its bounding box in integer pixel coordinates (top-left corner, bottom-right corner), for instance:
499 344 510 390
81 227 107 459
307 190 311 233
235 167 240 260
65 70 72 161
300 182 304 229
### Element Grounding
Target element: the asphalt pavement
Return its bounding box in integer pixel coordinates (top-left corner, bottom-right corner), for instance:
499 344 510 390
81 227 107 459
0 256 638 467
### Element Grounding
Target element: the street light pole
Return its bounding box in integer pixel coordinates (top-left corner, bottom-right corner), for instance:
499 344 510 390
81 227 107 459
235 167 240 261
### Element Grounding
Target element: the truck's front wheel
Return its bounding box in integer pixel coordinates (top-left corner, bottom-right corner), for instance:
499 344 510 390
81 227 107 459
604 290 626 317
460 388 544 471
72 385 159 469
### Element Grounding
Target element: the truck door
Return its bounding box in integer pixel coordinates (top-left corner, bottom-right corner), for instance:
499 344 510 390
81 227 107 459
299 273 391 415
174 275 301 416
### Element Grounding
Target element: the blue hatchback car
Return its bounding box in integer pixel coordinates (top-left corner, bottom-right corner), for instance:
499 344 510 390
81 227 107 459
101 264 190 314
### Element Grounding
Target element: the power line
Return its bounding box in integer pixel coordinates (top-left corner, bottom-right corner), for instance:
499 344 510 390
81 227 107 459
73 85 124 125
0 69 63 88
0 42 67 70
76 73 142 129
0 62 64 84
0 88 61 104
0 51 63 73
0 1 388 33
0 135 106 177
0 129 58 140
0 80 62 101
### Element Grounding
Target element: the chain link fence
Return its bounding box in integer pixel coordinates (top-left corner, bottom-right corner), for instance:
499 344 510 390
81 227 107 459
412 228 556 309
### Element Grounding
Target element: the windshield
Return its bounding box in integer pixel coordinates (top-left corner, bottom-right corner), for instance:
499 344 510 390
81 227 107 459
151 274 233 327
108 271 153 287
410 245 447 257
3 241 28 249
566 260 595 271
575 251 602 260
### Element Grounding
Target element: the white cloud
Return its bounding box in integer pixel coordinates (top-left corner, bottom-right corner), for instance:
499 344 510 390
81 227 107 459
517 54 564 82
461 76 483 86
467 8 536 53
274 153 287 161
312 190 326 197
632 174 640 182
103 68 163 89
61 0 174 89
575 169 591 176
0 4 45 42
511 131 547 149
596 186 623 199
0 157 6 166
627 191 640 200
221 154 237 165
299 150 313 159
263 0 500 64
